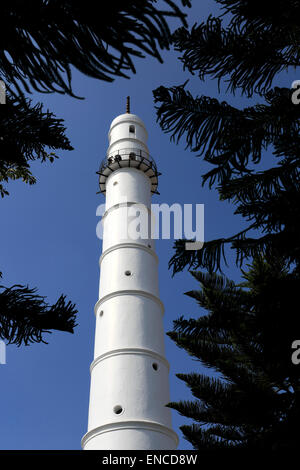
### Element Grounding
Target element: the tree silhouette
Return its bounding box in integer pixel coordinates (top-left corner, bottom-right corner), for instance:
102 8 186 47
153 1 300 275
0 0 191 344
0 93 73 197
1 0 191 195
1 1 190 99
0 284 77 346
153 0 300 448
168 257 300 449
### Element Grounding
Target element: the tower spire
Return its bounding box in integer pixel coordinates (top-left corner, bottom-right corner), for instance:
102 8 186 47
126 96 130 114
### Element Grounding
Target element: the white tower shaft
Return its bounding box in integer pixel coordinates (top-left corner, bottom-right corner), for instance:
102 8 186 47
82 107 178 450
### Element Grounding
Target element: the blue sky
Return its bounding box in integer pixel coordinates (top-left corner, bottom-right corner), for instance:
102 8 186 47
0 1 298 450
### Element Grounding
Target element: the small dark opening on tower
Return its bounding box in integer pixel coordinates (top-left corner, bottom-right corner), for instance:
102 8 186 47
129 125 135 133
152 363 158 371
113 405 123 415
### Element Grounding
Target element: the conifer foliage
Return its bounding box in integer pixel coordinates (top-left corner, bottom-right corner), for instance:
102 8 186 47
1 1 191 98
0 1 191 345
153 0 300 449
0 284 77 346
0 0 191 196
0 94 73 198
168 258 300 449
153 1 300 274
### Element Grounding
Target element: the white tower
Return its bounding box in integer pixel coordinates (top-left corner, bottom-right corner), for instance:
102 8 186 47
82 98 178 450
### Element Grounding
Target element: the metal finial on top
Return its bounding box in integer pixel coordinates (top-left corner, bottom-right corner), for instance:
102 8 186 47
126 96 130 114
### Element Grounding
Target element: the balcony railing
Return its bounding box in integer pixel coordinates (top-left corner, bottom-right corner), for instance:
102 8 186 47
97 148 160 195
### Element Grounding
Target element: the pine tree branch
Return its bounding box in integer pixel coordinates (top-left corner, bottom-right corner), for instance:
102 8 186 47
0 0 191 99
0 93 73 196
0 284 78 346
171 10 300 96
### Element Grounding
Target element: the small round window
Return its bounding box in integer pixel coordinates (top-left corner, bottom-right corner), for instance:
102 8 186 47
113 405 123 415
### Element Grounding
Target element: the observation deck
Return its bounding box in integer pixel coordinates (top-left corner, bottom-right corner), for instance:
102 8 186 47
97 147 161 195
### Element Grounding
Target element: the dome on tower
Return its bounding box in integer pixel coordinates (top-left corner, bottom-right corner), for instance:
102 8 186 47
109 112 148 132
97 105 160 196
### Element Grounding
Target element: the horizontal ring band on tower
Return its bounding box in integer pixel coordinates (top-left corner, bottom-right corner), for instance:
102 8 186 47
101 201 151 222
94 289 165 315
81 419 179 449
90 347 170 374
99 242 158 265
